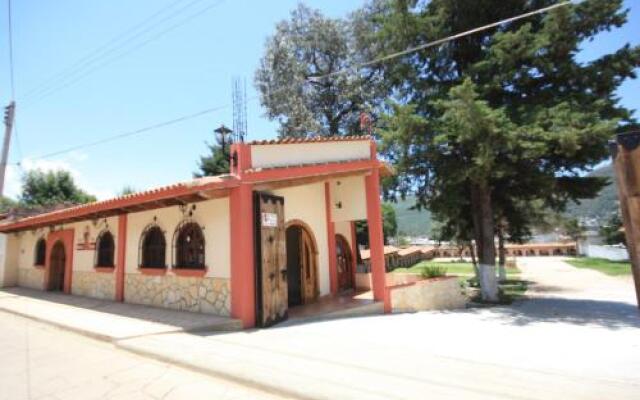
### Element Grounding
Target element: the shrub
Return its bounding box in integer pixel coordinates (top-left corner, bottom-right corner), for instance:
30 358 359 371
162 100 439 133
420 265 447 279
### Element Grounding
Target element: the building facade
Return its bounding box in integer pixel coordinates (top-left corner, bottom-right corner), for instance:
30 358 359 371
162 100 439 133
0 136 390 328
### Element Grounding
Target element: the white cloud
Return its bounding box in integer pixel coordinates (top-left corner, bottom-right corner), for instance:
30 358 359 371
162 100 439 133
4 153 115 201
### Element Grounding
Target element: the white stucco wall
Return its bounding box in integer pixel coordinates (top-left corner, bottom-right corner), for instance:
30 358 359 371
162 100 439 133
329 175 367 222
68 217 120 272
0 233 19 287
251 141 370 169
272 182 331 297
125 197 230 278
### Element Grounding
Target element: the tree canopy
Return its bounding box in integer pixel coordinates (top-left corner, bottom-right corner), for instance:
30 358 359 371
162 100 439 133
20 169 96 207
255 3 384 137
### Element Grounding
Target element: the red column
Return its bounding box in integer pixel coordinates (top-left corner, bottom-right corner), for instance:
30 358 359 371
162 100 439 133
325 182 338 294
230 183 255 328
115 213 127 302
365 167 387 310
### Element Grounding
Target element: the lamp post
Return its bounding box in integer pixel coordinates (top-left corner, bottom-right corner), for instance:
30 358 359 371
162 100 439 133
214 124 233 152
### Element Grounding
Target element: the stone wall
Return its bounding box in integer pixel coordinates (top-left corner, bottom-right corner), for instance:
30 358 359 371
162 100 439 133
389 276 467 313
18 267 45 289
71 271 116 300
124 274 230 316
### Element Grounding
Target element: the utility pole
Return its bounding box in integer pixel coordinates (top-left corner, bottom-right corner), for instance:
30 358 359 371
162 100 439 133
0 101 16 197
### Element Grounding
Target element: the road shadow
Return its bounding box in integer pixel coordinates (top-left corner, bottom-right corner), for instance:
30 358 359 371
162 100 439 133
484 297 640 330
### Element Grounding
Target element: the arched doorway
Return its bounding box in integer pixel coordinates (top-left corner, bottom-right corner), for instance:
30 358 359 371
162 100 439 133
48 241 66 292
285 223 318 307
336 234 353 291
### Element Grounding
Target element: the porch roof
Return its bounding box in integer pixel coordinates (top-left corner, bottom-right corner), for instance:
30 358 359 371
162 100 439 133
0 175 240 233
0 157 388 233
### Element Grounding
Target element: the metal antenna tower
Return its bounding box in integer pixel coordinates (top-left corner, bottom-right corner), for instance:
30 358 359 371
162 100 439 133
232 77 247 142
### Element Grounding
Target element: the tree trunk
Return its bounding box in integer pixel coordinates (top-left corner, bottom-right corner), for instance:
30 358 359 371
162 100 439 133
498 226 507 282
469 242 479 280
470 182 499 302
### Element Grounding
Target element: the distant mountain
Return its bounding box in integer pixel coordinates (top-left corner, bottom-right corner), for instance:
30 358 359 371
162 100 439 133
388 196 433 236
390 164 619 237
564 163 619 223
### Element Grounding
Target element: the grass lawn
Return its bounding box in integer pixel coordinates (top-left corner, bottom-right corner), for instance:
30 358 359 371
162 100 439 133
393 260 528 303
565 257 632 276
393 260 521 277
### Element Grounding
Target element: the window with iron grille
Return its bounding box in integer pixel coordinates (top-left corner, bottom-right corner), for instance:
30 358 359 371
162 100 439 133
34 238 46 266
174 222 205 269
96 231 115 267
140 226 166 268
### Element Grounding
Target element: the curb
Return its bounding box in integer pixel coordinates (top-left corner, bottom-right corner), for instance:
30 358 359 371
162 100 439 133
0 306 115 342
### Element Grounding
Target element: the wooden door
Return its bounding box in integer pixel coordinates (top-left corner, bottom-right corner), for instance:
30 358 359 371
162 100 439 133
336 235 353 291
254 192 288 327
300 228 319 303
48 241 66 292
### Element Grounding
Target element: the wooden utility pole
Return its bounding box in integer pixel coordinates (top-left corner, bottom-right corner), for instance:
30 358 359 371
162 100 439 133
610 132 640 308
0 101 16 197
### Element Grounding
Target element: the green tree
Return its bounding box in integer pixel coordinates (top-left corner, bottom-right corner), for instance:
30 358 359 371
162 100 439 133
0 196 17 212
373 0 638 301
195 142 230 177
356 202 398 246
255 3 384 137
118 186 137 196
20 169 96 207
600 212 625 245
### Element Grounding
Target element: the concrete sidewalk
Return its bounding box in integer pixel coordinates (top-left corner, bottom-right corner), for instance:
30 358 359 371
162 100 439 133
0 288 241 341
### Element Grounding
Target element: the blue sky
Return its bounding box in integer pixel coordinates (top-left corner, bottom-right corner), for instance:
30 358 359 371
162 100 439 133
0 0 638 200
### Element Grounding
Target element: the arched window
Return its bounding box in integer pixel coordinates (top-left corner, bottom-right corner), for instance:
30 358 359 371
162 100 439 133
174 222 205 269
140 226 166 268
96 231 115 267
34 238 46 266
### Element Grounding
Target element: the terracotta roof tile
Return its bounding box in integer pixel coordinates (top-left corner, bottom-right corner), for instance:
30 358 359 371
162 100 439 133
248 135 372 145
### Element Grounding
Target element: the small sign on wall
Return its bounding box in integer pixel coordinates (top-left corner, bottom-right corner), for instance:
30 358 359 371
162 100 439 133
261 212 278 227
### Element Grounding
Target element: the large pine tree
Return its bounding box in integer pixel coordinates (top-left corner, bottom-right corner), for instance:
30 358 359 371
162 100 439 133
372 0 640 300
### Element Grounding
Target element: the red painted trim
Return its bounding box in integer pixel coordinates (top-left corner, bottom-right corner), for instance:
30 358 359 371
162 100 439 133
244 159 377 184
0 178 240 232
365 167 388 312
230 183 256 328
138 267 167 276
172 268 208 277
325 182 338 294
44 229 75 294
94 267 115 273
115 214 127 302
230 143 252 176
350 221 358 286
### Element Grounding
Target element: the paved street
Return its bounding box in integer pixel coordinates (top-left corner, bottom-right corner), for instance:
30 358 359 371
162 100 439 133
0 312 285 400
120 257 640 399
2 257 639 400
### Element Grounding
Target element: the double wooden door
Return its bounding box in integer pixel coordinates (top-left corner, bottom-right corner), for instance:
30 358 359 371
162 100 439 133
254 192 288 327
48 241 66 292
336 235 354 291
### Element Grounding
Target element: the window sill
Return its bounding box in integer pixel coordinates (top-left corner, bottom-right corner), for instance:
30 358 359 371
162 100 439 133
94 266 115 273
138 267 167 276
172 267 207 277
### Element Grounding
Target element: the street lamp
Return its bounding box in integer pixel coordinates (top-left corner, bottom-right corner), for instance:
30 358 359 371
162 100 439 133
214 124 233 151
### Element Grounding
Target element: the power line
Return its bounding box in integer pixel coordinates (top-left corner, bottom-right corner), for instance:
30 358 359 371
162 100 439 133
15 0 570 163
19 0 192 101
309 0 574 80
14 103 232 163
21 0 225 108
